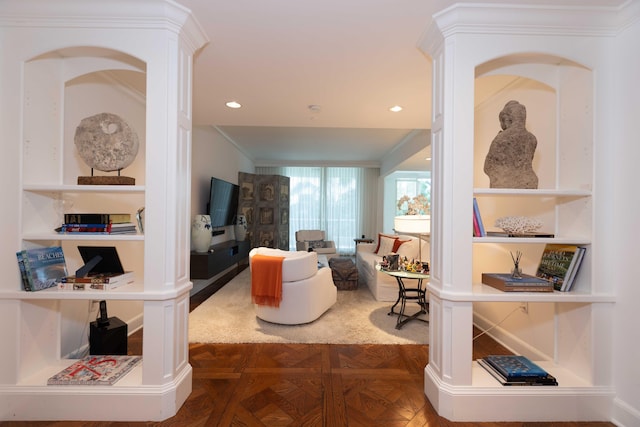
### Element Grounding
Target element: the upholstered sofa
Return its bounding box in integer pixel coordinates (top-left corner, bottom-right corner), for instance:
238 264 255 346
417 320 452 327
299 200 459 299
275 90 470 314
356 234 430 301
249 247 337 325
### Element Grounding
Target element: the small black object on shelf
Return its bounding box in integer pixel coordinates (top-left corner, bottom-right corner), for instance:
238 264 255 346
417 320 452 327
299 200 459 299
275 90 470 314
89 300 128 355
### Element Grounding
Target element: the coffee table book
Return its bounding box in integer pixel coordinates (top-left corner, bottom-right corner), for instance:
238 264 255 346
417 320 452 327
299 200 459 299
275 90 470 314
477 358 558 386
535 243 581 291
481 273 553 292
47 355 141 386
16 246 68 292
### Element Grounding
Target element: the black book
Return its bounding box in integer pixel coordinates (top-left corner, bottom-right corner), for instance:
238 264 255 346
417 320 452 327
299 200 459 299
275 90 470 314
478 358 558 386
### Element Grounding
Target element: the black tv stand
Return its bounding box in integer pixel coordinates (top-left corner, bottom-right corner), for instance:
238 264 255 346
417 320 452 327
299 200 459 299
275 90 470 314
190 239 250 280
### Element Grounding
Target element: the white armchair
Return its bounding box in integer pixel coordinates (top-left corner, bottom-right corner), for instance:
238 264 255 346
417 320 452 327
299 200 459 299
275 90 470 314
295 230 337 258
249 248 337 325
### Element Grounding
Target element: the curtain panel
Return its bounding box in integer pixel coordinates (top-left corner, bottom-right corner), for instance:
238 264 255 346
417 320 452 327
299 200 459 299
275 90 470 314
256 166 379 254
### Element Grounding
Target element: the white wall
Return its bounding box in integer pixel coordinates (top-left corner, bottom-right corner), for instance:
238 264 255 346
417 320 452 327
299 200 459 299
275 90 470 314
191 126 254 247
610 7 640 425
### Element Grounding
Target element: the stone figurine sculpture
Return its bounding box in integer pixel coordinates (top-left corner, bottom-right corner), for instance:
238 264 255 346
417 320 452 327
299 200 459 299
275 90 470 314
483 100 538 189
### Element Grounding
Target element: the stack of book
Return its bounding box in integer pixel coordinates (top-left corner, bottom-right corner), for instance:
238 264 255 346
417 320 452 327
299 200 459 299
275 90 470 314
58 246 134 290
58 271 135 290
58 213 137 235
478 355 558 386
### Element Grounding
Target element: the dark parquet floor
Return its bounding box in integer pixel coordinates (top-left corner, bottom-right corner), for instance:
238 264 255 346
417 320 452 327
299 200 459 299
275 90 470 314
0 265 616 427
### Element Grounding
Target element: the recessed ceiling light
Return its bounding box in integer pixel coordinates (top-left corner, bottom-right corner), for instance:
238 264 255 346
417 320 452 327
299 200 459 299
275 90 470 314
389 105 403 112
225 101 242 109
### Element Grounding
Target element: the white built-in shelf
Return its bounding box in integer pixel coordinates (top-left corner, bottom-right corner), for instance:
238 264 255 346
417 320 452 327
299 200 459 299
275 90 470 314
473 236 590 245
471 361 609 390
18 359 143 387
22 233 144 241
427 283 615 303
470 283 613 302
23 184 145 193
473 188 591 197
0 281 192 301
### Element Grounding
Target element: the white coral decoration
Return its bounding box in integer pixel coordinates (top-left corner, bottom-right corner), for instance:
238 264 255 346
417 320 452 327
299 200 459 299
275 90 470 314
494 216 542 235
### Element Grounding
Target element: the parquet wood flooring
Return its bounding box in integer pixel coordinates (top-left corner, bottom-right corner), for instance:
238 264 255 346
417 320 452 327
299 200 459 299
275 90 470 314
0 265 615 427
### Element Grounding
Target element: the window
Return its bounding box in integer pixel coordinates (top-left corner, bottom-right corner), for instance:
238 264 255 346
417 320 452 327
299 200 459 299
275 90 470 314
256 166 376 254
396 177 431 216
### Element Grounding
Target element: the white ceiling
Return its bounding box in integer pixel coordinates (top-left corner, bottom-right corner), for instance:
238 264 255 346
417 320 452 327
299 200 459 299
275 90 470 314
177 0 626 167
177 0 436 168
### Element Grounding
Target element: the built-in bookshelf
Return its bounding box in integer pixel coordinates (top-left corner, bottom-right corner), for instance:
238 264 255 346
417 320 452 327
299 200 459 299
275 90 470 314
0 0 207 421
420 3 615 422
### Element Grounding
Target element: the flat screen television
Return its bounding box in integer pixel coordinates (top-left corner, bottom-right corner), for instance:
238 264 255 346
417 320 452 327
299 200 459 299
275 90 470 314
207 177 240 228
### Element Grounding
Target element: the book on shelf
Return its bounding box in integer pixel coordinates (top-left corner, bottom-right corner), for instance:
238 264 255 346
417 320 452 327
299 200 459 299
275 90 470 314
481 273 554 292
477 357 558 386
58 222 137 235
472 198 486 237
485 230 555 238
535 244 585 291
47 355 141 386
560 246 586 292
15 246 68 291
59 271 134 290
64 213 131 224
472 210 481 237
57 280 133 291
58 246 134 291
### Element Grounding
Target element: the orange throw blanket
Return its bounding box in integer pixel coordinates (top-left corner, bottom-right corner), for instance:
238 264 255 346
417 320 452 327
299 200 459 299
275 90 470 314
251 254 285 308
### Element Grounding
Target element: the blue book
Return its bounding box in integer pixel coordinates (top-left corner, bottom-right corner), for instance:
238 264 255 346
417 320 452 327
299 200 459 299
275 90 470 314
16 246 68 291
484 355 549 380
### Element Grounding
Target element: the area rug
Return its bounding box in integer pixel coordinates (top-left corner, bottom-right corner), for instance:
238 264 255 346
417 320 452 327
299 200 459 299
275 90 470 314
188 268 428 345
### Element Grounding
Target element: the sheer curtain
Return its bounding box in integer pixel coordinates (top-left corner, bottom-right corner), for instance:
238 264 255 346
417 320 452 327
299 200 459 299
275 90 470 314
256 166 378 254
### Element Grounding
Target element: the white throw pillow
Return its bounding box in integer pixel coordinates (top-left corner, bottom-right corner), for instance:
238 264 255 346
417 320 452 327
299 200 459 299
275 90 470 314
396 239 418 260
376 234 397 255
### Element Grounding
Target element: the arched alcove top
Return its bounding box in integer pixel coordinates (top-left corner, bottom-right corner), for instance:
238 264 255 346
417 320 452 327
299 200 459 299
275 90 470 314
28 46 146 84
476 53 591 91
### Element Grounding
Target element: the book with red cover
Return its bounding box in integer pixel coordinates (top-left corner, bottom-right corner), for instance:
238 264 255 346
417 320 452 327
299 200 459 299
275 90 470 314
47 355 141 385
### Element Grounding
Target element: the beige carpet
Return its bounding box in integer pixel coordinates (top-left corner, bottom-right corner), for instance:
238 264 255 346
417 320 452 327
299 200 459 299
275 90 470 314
188 268 428 345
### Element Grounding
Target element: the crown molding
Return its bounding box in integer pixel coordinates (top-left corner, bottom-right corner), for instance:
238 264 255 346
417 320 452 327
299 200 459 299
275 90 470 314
421 2 629 47
0 0 208 52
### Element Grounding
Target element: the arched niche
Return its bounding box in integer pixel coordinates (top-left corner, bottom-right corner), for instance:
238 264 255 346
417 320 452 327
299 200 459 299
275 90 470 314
473 53 593 191
23 46 147 186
